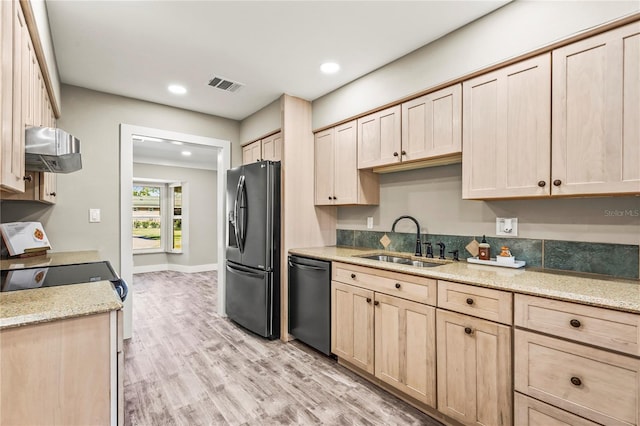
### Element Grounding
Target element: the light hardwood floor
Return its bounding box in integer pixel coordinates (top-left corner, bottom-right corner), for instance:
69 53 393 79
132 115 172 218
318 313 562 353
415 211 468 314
125 271 443 426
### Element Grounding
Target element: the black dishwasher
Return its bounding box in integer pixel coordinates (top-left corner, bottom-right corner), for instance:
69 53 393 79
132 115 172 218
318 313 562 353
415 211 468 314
288 255 331 355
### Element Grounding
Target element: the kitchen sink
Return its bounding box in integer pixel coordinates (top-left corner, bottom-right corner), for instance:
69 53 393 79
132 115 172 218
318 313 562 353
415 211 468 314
358 254 444 268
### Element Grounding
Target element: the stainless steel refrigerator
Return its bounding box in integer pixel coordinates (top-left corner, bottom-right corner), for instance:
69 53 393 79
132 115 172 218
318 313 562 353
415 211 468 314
226 161 280 339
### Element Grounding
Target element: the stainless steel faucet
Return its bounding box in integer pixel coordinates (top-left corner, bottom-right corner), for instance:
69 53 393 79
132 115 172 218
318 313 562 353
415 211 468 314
391 215 422 257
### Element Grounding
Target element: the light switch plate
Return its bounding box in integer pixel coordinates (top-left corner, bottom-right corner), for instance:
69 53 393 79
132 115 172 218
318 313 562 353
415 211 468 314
367 217 373 229
496 217 517 236
89 208 101 223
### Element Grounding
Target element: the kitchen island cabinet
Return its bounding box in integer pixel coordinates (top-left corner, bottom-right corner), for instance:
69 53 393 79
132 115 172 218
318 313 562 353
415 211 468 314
0 310 122 425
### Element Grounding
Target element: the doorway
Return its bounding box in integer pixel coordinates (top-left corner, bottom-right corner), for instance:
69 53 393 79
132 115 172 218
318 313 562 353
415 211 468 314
120 124 230 339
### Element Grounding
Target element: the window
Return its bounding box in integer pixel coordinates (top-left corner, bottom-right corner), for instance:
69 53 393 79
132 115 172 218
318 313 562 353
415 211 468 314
132 182 184 253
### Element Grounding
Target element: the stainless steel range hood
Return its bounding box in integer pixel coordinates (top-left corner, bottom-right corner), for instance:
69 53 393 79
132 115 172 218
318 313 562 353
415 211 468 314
25 127 82 173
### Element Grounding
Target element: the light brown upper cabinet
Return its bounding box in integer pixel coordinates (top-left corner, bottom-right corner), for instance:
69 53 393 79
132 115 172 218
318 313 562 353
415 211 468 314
1 0 26 193
357 105 402 169
241 140 262 164
261 131 282 162
315 120 378 206
552 21 640 196
401 84 462 162
462 53 551 199
242 131 282 165
1 0 57 202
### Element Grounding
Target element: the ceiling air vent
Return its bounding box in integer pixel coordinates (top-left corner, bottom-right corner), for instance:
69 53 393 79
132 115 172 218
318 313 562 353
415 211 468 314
208 76 244 93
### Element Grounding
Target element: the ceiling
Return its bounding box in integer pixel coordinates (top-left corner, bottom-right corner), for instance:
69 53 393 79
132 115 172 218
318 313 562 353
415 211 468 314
46 1 509 122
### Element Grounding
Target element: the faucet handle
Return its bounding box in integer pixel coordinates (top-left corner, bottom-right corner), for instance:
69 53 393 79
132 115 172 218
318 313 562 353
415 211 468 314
423 242 433 258
437 242 446 259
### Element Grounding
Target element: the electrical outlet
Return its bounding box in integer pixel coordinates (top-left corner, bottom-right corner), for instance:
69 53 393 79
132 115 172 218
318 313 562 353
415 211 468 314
89 208 101 223
496 217 517 236
367 217 373 229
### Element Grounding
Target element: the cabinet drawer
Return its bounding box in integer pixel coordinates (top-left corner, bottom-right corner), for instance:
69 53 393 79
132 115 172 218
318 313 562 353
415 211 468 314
515 294 640 356
514 393 599 426
332 262 436 305
514 330 640 426
437 280 512 324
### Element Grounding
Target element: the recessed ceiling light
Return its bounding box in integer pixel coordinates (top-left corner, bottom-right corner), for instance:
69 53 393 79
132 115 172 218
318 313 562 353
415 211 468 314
168 84 187 95
171 141 183 145
181 151 192 156
320 62 340 74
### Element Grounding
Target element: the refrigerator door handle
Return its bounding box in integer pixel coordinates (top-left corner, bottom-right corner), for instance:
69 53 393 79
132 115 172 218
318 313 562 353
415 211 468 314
226 262 264 278
288 261 326 271
234 175 245 253
238 175 247 253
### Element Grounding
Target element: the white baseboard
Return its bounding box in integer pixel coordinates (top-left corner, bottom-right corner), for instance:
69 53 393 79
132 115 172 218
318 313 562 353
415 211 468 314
133 263 217 274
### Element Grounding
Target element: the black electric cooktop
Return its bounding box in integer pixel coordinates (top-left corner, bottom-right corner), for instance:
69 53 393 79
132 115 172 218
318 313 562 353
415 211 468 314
1 261 119 293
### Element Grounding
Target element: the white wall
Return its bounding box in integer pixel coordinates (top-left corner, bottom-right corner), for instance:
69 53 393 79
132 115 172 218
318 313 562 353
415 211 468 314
132 163 217 270
312 1 640 129
0 85 239 272
239 97 282 145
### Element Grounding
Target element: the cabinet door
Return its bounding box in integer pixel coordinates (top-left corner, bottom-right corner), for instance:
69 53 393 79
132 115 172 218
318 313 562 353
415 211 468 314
0 1 26 193
552 21 640 196
437 309 512 426
331 281 374 374
242 140 261 164
333 120 358 204
314 128 334 205
261 131 282 162
0 313 112 425
402 84 461 162
462 54 551 199
357 105 401 169
374 293 436 407
39 172 56 204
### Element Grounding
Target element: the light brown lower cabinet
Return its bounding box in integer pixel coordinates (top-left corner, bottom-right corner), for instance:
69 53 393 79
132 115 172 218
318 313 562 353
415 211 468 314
436 308 512 426
514 329 639 426
514 393 600 426
331 280 374 373
374 292 436 406
0 310 123 425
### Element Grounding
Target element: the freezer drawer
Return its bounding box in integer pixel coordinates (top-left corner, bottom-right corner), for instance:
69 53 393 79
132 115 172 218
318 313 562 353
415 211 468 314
288 256 331 355
226 261 279 339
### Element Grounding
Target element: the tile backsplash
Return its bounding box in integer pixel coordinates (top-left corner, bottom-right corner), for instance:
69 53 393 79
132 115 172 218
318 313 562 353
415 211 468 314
336 229 639 280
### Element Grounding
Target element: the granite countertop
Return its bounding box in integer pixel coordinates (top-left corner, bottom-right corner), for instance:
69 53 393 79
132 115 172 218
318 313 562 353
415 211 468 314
290 246 640 314
0 250 123 329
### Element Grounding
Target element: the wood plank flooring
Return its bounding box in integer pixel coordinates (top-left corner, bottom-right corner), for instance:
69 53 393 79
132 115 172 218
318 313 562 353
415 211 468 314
125 270 443 425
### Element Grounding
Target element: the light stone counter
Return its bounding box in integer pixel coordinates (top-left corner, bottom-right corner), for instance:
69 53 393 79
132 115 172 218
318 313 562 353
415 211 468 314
289 246 640 314
0 251 122 329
